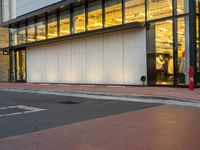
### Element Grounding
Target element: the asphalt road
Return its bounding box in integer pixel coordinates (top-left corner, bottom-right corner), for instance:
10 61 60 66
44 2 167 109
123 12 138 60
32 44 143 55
0 91 160 138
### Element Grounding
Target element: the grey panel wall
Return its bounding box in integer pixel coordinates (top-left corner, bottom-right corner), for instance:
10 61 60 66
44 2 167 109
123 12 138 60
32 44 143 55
27 28 147 85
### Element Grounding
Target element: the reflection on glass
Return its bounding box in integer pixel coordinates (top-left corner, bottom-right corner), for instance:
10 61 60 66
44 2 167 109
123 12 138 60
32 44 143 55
73 6 85 33
48 14 58 39
197 16 200 85
125 0 145 23
196 0 199 14
36 18 46 41
177 0 189 15
27 21 36 43
147 0 172 20
105 0 122 27
88 0 102 31
16 50 26 81
10 28 18 46
59 10 70 36
0 51 9 81
18 24 26 45
147 20 174 85
0 27 9 48
177 17 187 85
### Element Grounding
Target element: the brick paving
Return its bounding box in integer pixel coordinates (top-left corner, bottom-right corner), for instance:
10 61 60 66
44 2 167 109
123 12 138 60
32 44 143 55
0 105 200 150
0 82 199 101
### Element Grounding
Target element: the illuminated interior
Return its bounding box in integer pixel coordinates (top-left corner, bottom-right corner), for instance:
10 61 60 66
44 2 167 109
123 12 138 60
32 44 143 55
88 1 103 31
105 0 122 27
155 20 174 85
17 25 26 45
177 0 189 15
48 14 58 39
27 23 36 43
148 0 172 20
73 6 85 33
125 0 145 23
37 19 46 41
0 52 9 82
59 10 70 36
177 17 187 85
16 50 26 81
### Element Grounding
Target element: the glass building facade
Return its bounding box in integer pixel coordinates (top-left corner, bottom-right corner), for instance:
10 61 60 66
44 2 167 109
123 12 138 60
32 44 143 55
0 0 199 87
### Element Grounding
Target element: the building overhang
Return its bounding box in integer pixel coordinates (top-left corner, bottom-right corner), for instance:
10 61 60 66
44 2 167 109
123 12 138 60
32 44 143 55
0 22 145 51
0 0 80 27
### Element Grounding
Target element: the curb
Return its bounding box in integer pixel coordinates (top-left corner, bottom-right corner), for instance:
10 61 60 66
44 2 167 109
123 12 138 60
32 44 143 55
0 87 200 108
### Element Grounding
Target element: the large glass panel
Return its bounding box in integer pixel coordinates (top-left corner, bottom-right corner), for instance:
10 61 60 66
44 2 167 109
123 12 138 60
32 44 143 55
105 0 122 27
147 0 172 20
177 17 189 85
88 0 103 31
59 9 70 36
125 0 145 23
10 27 18 46
48 13 58 39
196 0 199 14
16 50 26 81
197 16 200 85
0 51 9 82
27 21 36 43
36 17 46 41
17 24 26 45
73 6 86 33
177 0 189 15
0 27 9 48
147 19 174 85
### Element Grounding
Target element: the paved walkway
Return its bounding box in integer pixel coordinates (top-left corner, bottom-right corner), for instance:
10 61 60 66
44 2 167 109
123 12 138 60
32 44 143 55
0 82 199 101
1 105 200 150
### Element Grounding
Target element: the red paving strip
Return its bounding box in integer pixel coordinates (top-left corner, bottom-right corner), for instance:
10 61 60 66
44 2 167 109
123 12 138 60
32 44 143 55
0 105 200 150
0 82 200 101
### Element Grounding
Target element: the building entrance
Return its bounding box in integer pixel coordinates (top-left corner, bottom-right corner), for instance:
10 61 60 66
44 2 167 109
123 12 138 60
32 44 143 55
10 49 26 82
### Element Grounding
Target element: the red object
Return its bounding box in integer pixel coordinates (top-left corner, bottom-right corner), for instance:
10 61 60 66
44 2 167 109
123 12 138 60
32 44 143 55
188 66 194 91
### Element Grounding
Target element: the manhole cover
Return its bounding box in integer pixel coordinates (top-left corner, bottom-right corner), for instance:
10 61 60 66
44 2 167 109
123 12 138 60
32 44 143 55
59 101 80 105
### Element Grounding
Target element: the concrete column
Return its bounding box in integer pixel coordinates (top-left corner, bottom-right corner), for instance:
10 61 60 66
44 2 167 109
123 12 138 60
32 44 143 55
2 0 9 22
9 0 16 19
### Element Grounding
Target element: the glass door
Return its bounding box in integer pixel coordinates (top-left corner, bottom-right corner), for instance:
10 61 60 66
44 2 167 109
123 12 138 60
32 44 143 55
16 50 26 82
10 49 26 82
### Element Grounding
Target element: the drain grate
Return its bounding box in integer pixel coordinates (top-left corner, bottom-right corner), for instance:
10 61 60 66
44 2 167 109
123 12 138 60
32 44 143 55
59 101 80 105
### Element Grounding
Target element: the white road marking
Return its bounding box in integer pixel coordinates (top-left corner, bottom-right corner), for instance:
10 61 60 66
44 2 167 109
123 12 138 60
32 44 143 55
0 105 47 117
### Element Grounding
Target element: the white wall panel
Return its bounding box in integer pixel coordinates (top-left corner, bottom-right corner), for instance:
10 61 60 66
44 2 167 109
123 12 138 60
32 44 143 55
57 41 72 83
103 31 124 84
86 35 104 84
27 28 147 85
124 29 147 85
71 38 87 83
46 44 58 82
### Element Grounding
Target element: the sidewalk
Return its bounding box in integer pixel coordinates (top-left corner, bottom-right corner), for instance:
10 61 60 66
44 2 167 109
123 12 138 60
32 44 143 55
0 82 199 101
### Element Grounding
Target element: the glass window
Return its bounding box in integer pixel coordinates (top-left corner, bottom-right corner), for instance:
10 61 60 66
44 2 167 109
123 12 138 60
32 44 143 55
48 13 58 39
177 0 189 15
196 0 199 14
177 17 189 85
59 9 70 36
10 27 18 46
147 0 172 20
36 17 46 41
17 24 26 45
125 0 145 23
73 6 86 33
27 21 36 43
88 0 103 31
197 16 200 85
0 27 9 48
147 19 174 85
105 0 122 27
